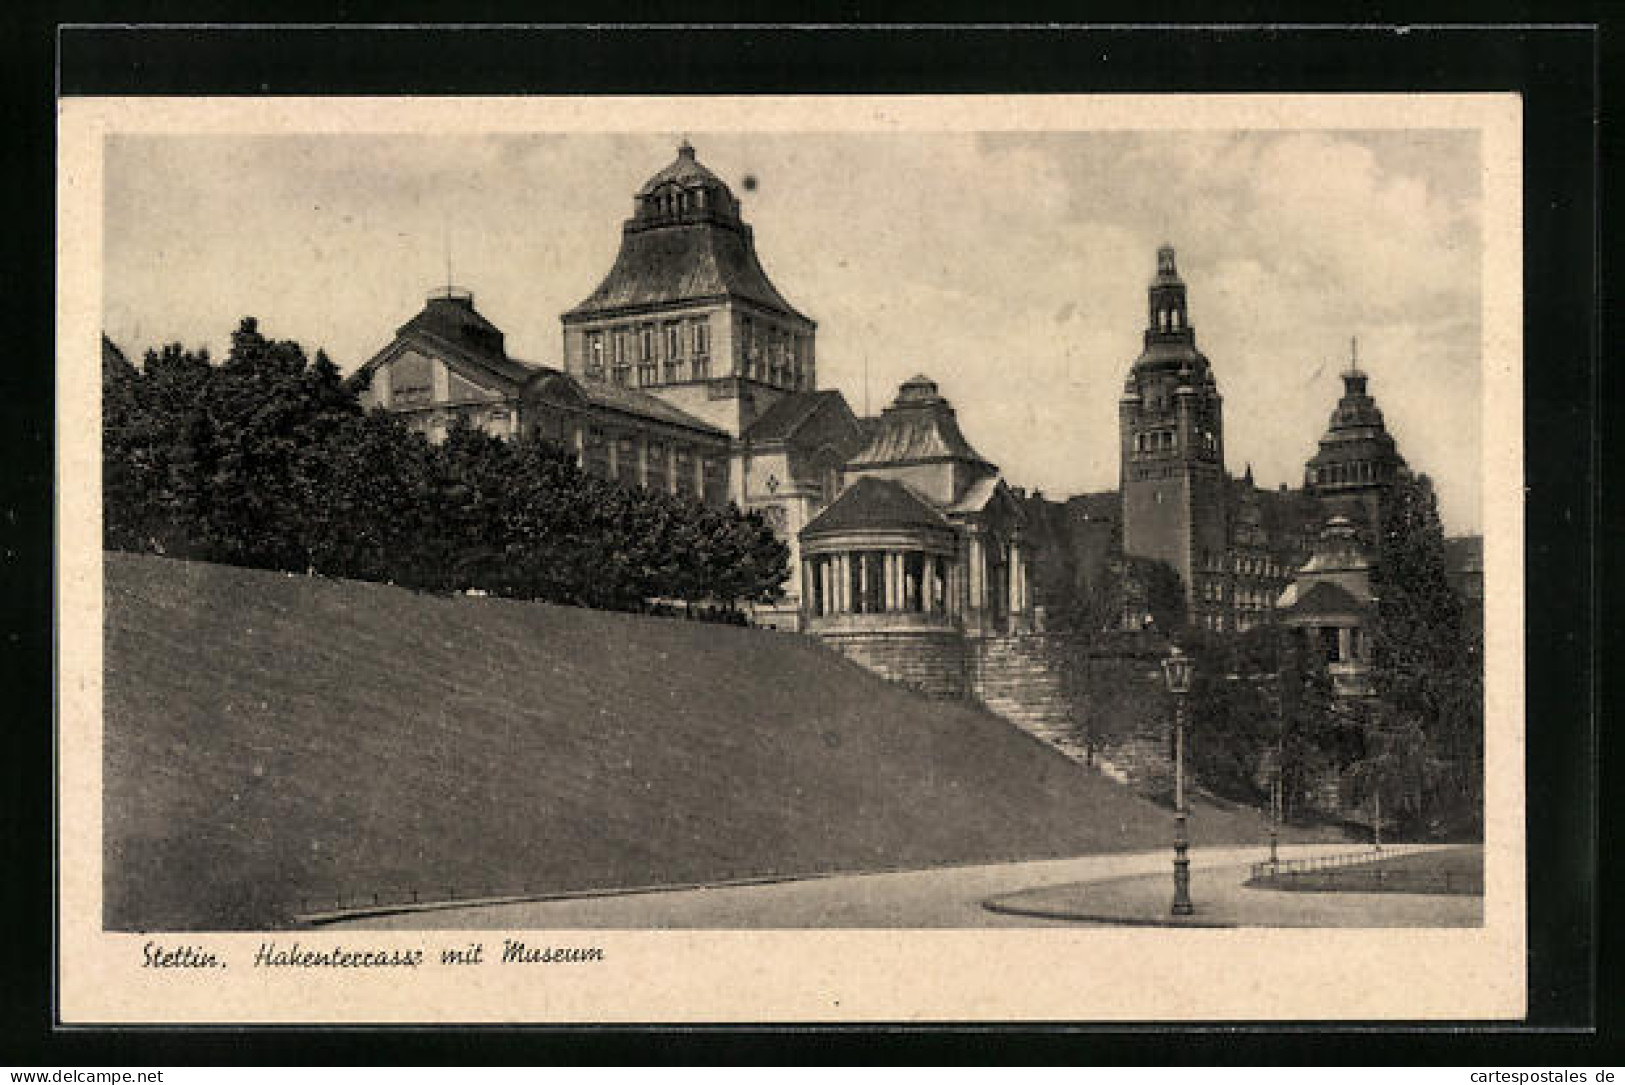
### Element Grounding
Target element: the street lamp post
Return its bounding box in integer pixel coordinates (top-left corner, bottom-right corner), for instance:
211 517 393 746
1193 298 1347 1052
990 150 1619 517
1161 645 1195 916
1373 789 1383 854
1271 677 1283 877
1269 769 1281 876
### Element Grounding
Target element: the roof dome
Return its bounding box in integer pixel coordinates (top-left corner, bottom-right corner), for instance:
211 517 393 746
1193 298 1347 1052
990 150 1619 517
897 374 944 404
636 140 728 198
563 142 809 323
847 375 993 471
627 141 741 227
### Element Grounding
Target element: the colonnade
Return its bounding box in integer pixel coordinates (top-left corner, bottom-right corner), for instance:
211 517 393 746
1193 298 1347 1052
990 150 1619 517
803 549 954 619
802 536 1030 628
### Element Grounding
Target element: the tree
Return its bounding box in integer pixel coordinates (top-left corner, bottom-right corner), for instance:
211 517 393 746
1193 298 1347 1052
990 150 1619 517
103 317 792 619
176 318 363 571
103 340 216 555
1367 471 1483 834
1275 629 1340 820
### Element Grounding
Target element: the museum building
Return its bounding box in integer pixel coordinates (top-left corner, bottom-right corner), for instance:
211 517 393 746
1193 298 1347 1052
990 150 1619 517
351 143 1451 716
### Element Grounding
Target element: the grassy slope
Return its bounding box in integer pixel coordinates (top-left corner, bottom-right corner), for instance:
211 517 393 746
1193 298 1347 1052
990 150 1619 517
104 553 1344 930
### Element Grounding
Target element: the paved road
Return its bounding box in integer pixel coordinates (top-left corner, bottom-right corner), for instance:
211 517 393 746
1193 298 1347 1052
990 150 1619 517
336 844 1372 929
986 845 1480 928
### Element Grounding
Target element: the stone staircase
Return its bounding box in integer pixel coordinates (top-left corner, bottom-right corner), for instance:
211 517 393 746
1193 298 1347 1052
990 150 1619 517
969 634 1093 764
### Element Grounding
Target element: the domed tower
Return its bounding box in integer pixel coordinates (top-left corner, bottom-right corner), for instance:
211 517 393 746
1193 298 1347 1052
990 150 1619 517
560 141 817 438
1304 339 1406 540
1119 245 1228 618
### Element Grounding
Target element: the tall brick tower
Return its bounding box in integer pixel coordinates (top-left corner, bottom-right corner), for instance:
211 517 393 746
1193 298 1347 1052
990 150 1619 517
1119 245 1228 619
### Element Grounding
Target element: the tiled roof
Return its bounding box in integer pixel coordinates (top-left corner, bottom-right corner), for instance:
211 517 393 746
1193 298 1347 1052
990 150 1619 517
802 477 950 537
740 390 847 443
563 220 807 321
408 327 541 389
846 379 993 469
947 474 1001 515
1277 580 1371 619
379 293 539 390
400 293 506 357
546 373 729 438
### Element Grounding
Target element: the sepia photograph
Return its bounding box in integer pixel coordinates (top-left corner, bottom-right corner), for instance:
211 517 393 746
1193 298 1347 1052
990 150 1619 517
56 92 1525 1023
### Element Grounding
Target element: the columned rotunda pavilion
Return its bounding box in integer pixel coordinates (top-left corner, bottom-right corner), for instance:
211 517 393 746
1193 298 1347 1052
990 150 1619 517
798 375 1032 696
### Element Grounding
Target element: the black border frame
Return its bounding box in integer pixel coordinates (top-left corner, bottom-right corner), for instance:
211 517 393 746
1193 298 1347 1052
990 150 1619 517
2 15 1605 1066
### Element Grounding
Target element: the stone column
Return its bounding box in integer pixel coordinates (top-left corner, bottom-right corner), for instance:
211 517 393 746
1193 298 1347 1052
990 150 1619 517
607 432 619 481
572 423 586 467
1338 627 1352 663
636 435 649 489
694 453 706 498
883 552 897 611
968 534 985 616
1001 542 1014 617
857 552 870 614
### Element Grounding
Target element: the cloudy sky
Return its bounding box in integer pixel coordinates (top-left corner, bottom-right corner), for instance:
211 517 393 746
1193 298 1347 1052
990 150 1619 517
104 127 1484 532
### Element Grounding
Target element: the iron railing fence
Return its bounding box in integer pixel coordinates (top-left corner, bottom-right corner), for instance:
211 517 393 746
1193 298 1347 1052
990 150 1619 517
1249 843 1482 893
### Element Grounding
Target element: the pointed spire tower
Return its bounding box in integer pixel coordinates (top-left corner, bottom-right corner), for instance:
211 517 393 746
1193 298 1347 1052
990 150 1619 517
1119 245 1229 620
1304 336 1406 538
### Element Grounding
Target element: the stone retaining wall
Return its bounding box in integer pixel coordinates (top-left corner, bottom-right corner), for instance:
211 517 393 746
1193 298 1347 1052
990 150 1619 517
816 626 1186 794
816 629 969 699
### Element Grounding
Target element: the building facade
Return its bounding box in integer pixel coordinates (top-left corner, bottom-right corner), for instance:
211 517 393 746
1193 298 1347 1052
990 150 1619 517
1275 515 1379 698
799 375 1034 696
354 150 1467 699
359 144 863 626
559 140 818 441
356 287 735 507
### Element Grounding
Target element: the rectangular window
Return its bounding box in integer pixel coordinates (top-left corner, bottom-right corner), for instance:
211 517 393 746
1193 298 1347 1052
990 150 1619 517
586 332 605 377
640 325 654 361
692 319 709 357
666 323 682 358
